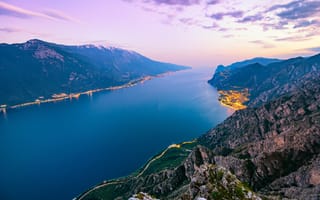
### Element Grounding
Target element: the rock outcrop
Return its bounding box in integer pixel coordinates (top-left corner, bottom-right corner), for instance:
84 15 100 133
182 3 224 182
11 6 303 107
80 146 262 200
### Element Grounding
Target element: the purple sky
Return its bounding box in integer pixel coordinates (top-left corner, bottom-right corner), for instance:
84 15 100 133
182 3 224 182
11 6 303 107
1 0 320 67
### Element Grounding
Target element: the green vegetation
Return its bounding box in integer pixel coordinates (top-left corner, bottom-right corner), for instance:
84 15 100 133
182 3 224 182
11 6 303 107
137 141 197 176
136 193 145 199
216 169 224 181
82 183 122 200
80 141 198 200
209 167 255 200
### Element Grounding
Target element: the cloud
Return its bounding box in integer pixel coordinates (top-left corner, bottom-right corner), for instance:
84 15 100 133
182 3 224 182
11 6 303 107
293 19 319 28
250 40 275 48
141 5 178 23
275 35 311 42
218 27 229 32
179 17 227 31
0 1 51 19
238 14 263 23
124 0 320 40
0 27 21 33
236 0 320 34
206 0 220 5
43 9 81 23
223 34 234 38
305 47 320 53
179 17 199 26
268 0 320 20
155 0 200 6
201 22 219 29
261 20 289 31
0 1 77 22
125 0 219 7
127 0 201 6
268 0 302 12
200 22 231 32
209 10 243 20
305 46 320 52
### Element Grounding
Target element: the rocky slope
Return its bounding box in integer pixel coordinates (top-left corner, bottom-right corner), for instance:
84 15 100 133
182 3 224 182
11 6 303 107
79 54 320 200
79 146 262 200
0 39 188 106
209 53 320 107
214 57 281 73
199 76 320 199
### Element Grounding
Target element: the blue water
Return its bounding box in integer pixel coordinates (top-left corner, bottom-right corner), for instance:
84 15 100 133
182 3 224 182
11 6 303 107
0 68 231 200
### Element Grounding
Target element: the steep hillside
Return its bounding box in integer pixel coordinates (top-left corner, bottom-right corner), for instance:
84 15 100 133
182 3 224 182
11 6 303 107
0 39 188 106
78 145 262 200
200 77 320 199
209 54 320 108
215 57 281 73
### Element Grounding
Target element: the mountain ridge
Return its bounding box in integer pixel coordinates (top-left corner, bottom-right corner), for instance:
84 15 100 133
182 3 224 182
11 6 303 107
208 53 320 109
214 57 282 73
0 39 189 106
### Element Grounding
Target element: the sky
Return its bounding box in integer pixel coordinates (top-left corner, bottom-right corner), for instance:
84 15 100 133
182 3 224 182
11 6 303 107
0 0 320 67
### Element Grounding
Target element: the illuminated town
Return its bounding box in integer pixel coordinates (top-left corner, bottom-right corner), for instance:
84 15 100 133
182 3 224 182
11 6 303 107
218 89 250 110
0 73 158 111
0 74 170 114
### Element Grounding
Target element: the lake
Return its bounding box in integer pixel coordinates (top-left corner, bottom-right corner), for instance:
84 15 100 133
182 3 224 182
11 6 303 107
0 68 231 200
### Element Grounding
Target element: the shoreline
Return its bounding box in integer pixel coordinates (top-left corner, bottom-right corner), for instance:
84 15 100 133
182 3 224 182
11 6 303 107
217 89 249 111
0 71 176 113
219 100 241 111
75 139 196 200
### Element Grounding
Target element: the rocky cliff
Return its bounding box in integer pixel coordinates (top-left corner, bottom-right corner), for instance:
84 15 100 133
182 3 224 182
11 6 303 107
79 146 262 200
199 77 320 199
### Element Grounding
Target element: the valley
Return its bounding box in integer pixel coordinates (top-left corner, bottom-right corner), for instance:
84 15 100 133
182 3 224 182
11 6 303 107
1 1 320 199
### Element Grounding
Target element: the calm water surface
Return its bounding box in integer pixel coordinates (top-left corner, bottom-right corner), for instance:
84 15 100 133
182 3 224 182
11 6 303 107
0 68 231 200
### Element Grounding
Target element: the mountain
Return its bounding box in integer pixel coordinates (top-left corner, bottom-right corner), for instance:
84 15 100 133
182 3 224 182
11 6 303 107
78 144 263 200
209 54 320 109
199 76 320 199
214 57 281 73
77 53 320 199
0 39 189 106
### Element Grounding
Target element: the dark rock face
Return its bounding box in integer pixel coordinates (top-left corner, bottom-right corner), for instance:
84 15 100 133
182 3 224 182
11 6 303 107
266 155 320 200
82 146 261 200
128 146 215 198
199 79 320 199
204 53 320 199
0 39 188 105
171 164 262 200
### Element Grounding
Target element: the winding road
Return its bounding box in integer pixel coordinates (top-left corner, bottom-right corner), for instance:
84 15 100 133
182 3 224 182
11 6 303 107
76 141 195 200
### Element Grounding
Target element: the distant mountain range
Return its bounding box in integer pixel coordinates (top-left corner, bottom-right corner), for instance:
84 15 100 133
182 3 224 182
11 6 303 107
214 57 281 73
76 53 320 199
0 39 189 106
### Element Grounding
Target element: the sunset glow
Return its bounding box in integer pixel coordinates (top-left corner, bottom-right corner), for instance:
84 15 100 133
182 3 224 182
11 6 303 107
1 0 320 66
